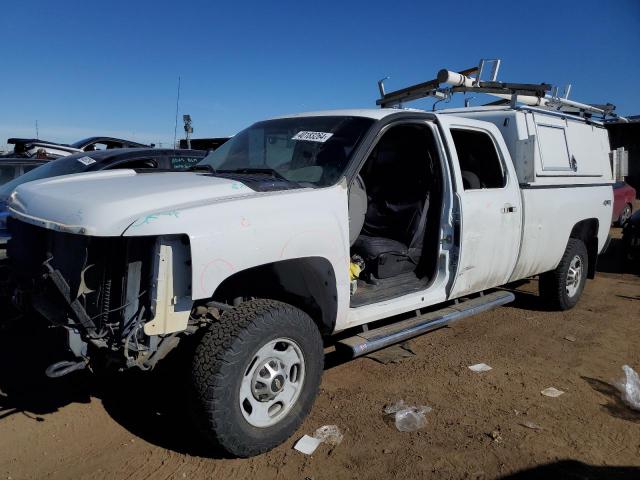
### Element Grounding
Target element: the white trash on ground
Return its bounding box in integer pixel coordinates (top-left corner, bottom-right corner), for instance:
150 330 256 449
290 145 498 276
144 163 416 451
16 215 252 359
541 387 565 398
294 435 322 455
468 363 493 372
384 400 432 432
294 425 344 455
616 365 640 411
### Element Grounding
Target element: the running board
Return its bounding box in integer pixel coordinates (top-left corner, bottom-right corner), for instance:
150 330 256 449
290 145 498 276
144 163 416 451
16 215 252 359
337 290 515 358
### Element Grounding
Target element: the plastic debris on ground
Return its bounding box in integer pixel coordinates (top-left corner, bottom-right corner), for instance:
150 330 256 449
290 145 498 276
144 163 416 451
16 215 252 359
468 363 492 372
541 387 565 398
616 365 640 411
313 425 344 446
564 335 577 342
294 425 344 455
384 400 432 432
294 435 322 455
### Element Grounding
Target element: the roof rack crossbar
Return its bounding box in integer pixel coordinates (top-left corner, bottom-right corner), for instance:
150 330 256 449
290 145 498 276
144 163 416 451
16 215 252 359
376 67 478 108
450 81 551 97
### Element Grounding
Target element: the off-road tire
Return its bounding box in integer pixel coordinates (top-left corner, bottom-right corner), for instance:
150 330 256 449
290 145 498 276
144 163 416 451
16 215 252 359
539 238 588 311
191 299 324 457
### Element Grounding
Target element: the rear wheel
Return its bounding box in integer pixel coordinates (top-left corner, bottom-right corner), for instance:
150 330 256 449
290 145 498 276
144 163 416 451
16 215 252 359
539 238 588 311
191 299 324 457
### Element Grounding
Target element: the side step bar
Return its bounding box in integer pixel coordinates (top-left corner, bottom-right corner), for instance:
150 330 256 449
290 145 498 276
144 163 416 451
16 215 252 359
337 290 515 358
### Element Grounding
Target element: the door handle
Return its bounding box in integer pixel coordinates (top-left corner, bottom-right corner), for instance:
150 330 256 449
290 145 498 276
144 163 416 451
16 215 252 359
502 204 517 214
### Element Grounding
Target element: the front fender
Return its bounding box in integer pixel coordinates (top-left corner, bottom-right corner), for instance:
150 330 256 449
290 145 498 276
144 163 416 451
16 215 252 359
123 184 351 328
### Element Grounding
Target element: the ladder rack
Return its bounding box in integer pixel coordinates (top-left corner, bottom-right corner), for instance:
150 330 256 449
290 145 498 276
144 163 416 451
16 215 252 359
376 59 627 122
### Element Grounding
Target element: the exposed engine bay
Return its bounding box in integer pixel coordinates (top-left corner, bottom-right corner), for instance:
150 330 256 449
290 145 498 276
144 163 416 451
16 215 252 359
7 218 205 377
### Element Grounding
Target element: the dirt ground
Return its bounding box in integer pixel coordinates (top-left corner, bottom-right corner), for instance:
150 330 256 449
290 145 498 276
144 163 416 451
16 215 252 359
0 232 638 480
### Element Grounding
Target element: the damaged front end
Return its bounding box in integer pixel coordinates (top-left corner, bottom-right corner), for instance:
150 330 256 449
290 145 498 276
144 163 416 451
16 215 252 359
8 218 198 377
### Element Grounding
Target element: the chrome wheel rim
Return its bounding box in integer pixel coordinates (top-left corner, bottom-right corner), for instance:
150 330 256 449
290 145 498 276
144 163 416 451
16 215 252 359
566 255 583 298
239 338 305 428
621 206 631 224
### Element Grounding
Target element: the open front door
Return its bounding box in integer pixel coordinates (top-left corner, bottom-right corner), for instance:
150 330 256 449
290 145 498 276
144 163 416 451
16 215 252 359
438 116 523 298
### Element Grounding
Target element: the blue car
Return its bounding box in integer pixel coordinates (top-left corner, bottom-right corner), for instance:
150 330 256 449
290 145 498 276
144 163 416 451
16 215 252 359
0 148 207 244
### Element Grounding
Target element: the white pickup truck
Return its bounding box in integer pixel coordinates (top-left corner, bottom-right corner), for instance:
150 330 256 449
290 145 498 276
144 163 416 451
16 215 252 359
6 76 615 456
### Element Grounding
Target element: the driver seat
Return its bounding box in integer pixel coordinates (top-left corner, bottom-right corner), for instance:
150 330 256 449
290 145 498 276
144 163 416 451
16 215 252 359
352 147 431 279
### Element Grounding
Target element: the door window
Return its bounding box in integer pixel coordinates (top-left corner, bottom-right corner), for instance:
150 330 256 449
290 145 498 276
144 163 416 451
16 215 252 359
21 165 41 174
110 157 159 169
450 129 505 190
0 166 17 186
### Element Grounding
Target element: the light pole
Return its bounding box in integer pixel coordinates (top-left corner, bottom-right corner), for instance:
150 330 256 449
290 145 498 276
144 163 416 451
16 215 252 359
183 114 193 149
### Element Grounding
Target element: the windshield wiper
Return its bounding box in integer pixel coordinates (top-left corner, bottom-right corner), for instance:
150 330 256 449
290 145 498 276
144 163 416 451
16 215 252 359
217 167 290 182
189 164 217 174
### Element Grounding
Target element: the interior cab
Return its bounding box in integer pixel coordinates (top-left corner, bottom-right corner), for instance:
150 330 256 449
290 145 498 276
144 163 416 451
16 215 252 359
348 120 446 308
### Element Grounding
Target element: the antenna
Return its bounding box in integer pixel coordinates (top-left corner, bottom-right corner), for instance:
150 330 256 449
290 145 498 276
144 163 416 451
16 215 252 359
35 120 39 139
173 76 181 150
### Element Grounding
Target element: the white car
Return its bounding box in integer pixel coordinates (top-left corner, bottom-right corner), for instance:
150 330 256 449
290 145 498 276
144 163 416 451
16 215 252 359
6 97 614 456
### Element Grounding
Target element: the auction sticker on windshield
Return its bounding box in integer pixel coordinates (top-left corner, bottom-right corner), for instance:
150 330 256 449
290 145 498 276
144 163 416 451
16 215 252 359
292 131 334 142
77 156 96 166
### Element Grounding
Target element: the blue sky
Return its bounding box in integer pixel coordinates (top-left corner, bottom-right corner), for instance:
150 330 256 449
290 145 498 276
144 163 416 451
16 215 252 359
1 0 638 148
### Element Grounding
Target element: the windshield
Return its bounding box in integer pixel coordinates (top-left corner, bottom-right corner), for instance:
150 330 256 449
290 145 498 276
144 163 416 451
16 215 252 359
0 155 95 200
197 116 374 187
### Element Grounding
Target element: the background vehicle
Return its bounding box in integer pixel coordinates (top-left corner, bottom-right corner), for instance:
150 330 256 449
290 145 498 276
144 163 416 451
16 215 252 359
622 210 640 266
612 181 636 225
2 136 150 160
0 158 47 187
179 137 230 151
5 62 619 457
0 148 206 244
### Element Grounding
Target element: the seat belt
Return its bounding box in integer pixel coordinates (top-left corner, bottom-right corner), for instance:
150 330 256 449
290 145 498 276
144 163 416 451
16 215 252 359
407 194 430 263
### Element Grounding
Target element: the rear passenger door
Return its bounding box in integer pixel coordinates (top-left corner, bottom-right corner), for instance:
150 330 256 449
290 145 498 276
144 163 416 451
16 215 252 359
438 117 523 297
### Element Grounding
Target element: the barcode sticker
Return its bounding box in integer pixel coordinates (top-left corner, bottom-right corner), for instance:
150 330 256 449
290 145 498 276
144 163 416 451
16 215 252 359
291 131 334 143
77 156 96 166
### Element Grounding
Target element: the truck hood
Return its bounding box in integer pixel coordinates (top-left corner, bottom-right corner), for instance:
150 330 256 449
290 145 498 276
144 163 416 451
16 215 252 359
8 170 261 236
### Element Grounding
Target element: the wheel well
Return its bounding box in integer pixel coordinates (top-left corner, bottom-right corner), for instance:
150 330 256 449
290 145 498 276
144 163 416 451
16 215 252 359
569 218 599 279
210 257 338 334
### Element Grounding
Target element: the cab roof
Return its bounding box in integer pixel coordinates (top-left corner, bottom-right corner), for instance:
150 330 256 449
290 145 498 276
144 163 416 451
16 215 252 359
273 108 427 120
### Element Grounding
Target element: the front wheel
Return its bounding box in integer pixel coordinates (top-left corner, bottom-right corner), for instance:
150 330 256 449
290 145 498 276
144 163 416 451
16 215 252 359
539 238 588 311
191 299 324 457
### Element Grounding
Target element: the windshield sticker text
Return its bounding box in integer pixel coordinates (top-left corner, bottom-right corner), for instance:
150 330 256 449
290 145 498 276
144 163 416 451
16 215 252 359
77 156 96 166
291 131 334 143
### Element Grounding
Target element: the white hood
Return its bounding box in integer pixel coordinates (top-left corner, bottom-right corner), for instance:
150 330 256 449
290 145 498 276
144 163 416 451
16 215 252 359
8 170 260 236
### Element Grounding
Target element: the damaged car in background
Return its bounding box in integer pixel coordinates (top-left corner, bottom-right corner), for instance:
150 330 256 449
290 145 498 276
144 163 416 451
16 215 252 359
2 136 150 159
5 60 622 457
0 148 207 246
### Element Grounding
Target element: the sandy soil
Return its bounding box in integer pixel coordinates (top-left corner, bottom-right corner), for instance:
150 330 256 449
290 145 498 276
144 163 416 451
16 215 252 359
0 233 638 480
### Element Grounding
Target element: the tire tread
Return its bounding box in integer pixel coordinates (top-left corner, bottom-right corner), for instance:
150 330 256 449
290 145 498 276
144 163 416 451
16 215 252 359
191 299 323 457
539 238 588 311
